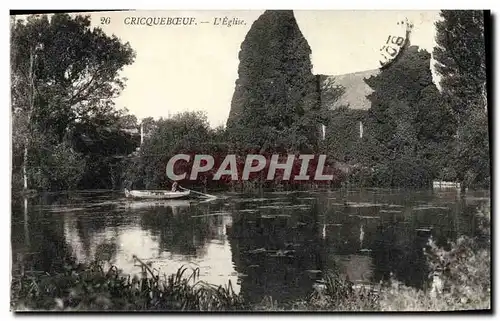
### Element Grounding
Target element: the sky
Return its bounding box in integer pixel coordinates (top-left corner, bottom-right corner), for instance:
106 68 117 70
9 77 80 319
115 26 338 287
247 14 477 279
86 10 441 127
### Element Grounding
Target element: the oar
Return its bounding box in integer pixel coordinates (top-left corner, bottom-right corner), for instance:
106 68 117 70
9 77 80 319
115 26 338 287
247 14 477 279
178 186 218 199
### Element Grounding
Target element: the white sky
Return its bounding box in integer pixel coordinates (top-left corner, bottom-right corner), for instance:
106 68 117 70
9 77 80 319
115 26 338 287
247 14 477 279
85 10 441 127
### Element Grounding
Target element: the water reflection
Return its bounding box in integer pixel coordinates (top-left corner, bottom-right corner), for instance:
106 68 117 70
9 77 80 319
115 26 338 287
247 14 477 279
61 200 240 293
370 220 430 288
227 201 325 304
11 195 76 274
11 189 489 305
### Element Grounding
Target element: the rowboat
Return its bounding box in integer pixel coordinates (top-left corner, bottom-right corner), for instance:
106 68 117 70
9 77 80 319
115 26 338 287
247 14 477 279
124 188 190 199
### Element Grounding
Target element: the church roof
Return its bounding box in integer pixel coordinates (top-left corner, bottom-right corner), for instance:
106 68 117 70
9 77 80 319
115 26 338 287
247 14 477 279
319 69 379 110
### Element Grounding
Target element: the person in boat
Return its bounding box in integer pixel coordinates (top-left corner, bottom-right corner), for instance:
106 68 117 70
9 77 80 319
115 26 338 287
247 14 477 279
171 181 178 192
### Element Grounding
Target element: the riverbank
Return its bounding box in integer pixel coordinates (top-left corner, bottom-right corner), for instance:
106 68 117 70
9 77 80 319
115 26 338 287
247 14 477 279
11 202 490 312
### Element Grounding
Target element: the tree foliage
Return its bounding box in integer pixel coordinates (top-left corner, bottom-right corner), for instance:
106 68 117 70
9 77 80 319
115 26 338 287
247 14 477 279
11 13 136 191
362 46 455 187
433 10 489 188
123 112 218 189
12 11 490 192
226 10 320 153
70 109 140 189
434 11 486 118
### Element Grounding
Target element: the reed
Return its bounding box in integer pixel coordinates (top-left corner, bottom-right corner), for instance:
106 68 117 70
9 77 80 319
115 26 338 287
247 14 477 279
11 256 246 311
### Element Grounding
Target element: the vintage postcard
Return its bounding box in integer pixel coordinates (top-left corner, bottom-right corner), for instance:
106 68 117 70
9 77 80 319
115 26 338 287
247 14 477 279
10 9 491 312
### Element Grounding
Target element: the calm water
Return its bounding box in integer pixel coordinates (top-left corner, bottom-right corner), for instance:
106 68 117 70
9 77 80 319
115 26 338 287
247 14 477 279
11 188 489 304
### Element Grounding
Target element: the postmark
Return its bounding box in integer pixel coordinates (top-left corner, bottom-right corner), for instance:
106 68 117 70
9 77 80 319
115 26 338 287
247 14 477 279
379 18 414 69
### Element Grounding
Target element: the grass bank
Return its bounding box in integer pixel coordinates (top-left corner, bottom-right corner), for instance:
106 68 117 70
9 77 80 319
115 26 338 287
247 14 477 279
11 205 490 312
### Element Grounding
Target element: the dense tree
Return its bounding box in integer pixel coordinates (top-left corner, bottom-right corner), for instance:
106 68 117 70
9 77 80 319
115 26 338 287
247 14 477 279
363 46 455 187
226 10 320 153
433 10 489 188
434 11 486 120
70 110 140 189
123 111 218 189
322 107 366 164
11 13 136 191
